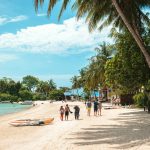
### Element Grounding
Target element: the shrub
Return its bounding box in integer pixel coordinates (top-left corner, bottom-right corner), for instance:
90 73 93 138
0 93 11 101
133 93 148 107
19 90 33 101
32 93 41 100
49 90 65 101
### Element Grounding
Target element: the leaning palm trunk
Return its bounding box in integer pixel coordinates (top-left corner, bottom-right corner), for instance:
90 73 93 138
112 0 150 68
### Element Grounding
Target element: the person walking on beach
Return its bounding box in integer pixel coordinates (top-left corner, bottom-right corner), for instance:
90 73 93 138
74 105 80 120
65 104 72 120
86 100 92 116
60 106 65 121
94 99 99 116
98 100 102 116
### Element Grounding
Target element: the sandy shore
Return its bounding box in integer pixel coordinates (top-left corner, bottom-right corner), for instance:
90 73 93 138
0 101 150 150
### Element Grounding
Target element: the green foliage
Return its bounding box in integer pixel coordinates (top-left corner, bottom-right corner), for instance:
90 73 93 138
49 90 65 101
32 93 41 100
105 31 150 94
0 93 18 102
0 76 64 101
0 78 22 96
147 98 150 112
133 93 148 107
0 93 11 101
34 0 150 33
59 87 70 93
72 42 112 95
48 79 57 90
19 90 33 101
22 75 39 91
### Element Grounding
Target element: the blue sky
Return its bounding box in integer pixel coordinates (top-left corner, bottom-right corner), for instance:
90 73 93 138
0 0 112 87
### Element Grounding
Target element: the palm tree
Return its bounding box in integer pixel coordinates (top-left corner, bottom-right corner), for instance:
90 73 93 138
75 42 111 99
34 0 150 68
48 79 56 91
71 75 80 100
36 81 50 97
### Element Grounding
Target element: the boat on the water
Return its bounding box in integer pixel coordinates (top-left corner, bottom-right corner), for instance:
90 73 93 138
20 101 33 105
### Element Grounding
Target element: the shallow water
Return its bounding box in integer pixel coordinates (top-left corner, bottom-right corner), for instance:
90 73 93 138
0 103 31 116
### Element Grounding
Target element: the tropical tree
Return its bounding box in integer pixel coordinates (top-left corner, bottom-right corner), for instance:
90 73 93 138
36 81 50 97
22 75 39 92
19 90 33 101
85 42 112 99
105 30 150 94
34 0 150 68
48 79 56 91
71 75 81 99
0 78 22 97
59 87 70 93
49 89 65 101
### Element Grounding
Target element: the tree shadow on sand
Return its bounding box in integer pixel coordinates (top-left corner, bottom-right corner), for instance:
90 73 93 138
67 110 150 149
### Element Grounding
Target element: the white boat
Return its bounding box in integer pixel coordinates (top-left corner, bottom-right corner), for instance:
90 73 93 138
21 101 33 105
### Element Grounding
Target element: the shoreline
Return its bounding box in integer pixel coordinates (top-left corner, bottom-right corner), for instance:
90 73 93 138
0 100 52 117
0 103 34 117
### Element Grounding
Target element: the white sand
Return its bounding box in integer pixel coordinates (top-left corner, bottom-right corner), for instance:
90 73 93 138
0 101 150 150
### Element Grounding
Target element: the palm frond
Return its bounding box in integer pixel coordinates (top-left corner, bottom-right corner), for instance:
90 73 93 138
58 0 70 20
47 0 57 16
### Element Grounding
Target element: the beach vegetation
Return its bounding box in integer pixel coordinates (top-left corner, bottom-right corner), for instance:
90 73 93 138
71 29 150 107
49 89 65 101
0 93 18 102
19 90 33 101
0 75 64 102
22 75 39 92
133 92 148 108
105 30 150 94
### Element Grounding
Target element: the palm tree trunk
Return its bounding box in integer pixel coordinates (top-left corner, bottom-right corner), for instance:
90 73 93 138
112 0 150 68
94 90 97 99
77 89 79 100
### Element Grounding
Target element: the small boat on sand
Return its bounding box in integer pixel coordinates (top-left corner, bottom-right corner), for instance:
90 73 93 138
9 118 54 126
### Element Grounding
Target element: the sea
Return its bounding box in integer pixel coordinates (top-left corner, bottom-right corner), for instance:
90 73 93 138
0 103 32 116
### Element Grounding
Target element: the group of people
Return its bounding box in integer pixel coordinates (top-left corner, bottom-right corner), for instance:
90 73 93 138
59 99 102 121
59 104 80 121
86 99 102 116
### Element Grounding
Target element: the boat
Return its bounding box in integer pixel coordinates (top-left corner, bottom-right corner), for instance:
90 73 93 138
9 118 54 126
21 101 33 105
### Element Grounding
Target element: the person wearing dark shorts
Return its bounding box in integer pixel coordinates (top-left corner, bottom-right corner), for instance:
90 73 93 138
74 105 80 120
94 100 98 116
65 104 72 120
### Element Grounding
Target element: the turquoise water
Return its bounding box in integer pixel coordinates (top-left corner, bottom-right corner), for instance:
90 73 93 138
0 103 32 116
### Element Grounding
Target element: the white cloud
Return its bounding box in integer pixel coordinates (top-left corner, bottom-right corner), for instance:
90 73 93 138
8 15 28 23
0 15 27 25
0 17 7 24
0 17 112 55
37 13 47 17
0 54 18 62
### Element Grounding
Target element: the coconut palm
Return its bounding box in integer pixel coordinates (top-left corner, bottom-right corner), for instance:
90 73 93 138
36 81 50 97
71 75 81 99
48 79 56 91
86 42 112 89
34 0 150 68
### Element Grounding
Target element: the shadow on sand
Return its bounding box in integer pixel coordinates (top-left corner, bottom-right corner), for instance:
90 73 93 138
67 110 150 149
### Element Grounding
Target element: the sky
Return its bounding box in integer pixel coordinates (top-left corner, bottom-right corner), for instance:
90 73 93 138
0 0 112 87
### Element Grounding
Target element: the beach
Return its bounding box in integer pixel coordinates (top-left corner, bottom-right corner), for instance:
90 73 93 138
0 101 150 150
